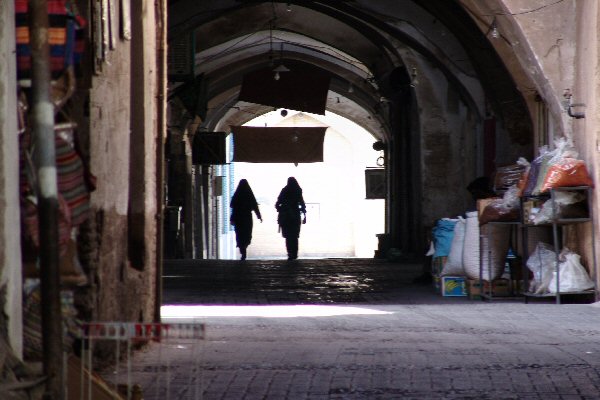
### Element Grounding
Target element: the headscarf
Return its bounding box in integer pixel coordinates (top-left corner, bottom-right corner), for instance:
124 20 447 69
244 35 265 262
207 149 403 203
277 177 305 214
282 177 302 198
231 179 258 209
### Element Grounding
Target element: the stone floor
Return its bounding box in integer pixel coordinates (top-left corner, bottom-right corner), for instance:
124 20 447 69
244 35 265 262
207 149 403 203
110 258 600 399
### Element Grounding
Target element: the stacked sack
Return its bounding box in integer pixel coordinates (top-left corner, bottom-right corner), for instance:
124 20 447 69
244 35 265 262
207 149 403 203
434 212 509 282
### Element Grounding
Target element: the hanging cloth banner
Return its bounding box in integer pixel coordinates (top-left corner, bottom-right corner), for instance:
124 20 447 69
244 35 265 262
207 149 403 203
232 126 327 163
238 63 330 115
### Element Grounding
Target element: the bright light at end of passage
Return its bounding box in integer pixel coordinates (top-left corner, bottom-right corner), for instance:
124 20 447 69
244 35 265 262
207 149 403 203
161 305 393 319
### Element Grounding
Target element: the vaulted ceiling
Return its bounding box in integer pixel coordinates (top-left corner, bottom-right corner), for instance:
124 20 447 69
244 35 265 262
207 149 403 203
167 0 531 143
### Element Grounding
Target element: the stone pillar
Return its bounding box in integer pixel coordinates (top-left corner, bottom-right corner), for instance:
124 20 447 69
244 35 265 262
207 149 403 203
129 0 159 316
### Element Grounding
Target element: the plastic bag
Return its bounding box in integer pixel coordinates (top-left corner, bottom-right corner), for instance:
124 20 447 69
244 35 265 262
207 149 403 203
494 163 528 193
425 241 435 256
540 158 593 192
531 137 592 193
532 191 587 225
516 157 531 196
548 251 594 293
526 242 557 294
432 218 458 258
522 146 549 196
441 217 466 276
479 185 521 225
532 151 558 195
530 138 576 195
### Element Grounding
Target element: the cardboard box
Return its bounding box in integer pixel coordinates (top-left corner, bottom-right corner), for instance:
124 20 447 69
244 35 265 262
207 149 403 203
467 279 515 300
441 276 467 297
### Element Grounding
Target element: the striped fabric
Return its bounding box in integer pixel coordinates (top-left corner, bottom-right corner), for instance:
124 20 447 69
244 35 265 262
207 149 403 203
22 194 72 251
23 287 81 361
15 0 86 81
19 129 91 246
56 135 90 226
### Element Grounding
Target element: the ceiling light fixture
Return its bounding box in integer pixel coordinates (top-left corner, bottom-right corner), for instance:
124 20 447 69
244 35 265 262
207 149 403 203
273 64 290 80
286 3 292 12
490 18 499 39
410 67 419 87
273 43 290 81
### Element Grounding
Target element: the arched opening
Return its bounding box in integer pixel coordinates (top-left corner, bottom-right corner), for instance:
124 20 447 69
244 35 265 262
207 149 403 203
217 109 385 260
166 0 535 263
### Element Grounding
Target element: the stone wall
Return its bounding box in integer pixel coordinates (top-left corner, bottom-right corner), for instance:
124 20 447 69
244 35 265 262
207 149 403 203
462 0 600 288
412 55 479 223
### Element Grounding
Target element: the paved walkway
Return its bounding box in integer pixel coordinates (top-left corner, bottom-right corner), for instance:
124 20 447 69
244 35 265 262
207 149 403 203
119 258 600 399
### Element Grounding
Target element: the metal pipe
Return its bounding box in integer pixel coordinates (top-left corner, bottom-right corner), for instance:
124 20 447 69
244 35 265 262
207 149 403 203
29 0 63 398
154 0 167 323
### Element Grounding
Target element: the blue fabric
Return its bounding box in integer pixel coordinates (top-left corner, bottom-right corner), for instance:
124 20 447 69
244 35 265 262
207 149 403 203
432 219 457 258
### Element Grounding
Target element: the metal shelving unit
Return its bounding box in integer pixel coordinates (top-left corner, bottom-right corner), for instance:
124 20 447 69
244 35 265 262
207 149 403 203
521 186 596 304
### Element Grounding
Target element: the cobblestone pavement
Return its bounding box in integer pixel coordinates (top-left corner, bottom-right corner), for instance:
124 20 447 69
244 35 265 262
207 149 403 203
118 258 600 399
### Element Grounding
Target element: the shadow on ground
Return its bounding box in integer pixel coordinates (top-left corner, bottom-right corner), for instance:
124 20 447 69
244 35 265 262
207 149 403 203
162 258 476 305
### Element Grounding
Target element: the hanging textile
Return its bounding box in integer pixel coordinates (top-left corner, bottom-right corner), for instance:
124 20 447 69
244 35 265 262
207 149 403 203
15 0 86 81
19 126 91 230
238 63 331 115
232 126 327 163
55 133 90 226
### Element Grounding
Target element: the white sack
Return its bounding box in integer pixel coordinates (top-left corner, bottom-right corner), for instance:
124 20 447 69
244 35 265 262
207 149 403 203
479 224 511 281
526 242 556 294
441 217 466 276
463 212 510 280
548 252 595 293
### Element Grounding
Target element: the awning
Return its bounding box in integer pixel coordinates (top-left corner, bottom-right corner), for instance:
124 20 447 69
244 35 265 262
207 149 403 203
232 126 327 163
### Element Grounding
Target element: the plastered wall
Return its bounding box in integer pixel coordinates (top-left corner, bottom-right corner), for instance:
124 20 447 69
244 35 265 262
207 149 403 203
462 0 600 287
413 57 479 223
86 2 159 323
0 0 23 357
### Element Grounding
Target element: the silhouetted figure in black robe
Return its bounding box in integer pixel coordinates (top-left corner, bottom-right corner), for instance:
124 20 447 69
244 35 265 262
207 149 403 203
275 177 306 260
230 179 262 260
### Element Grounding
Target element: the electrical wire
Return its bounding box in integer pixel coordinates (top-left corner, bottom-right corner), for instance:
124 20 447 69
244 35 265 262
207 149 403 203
169 6 237 33
459 1 513 47
196 32 371 74
390 18 479 78
488 0 566 16
198 20 273 65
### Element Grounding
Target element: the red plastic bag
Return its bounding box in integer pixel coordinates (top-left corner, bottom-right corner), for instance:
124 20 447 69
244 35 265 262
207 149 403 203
540 158 593 192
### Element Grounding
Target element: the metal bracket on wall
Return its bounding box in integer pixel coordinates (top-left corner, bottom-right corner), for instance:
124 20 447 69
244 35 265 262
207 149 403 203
563 88 586 119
